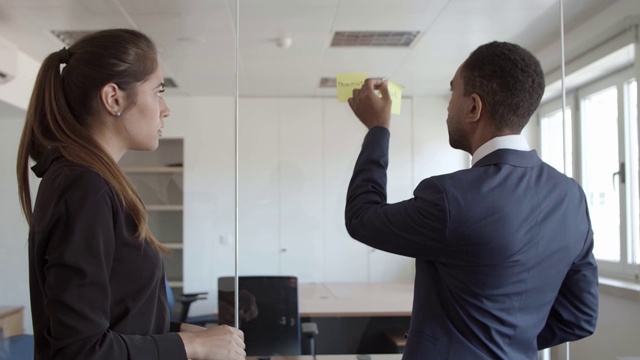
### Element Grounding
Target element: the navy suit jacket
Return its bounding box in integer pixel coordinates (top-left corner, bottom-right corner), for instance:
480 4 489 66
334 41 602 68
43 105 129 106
345 127 598 360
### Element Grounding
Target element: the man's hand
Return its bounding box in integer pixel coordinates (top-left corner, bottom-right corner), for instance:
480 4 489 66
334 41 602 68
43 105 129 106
348 78 391 129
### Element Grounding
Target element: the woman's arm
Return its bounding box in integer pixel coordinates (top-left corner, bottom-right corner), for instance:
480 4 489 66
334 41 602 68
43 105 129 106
178 325 245 360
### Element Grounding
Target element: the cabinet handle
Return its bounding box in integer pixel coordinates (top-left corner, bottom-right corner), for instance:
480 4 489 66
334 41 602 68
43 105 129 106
280 248 288 253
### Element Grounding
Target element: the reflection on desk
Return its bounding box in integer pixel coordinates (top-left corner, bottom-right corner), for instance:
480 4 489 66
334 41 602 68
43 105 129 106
248 355 402 360
299 282 413 317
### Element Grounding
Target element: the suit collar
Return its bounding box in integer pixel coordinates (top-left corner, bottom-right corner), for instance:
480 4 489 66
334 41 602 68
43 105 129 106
472 149 541 168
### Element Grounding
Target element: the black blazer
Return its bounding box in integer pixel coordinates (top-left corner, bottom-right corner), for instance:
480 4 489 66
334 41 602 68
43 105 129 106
346 127 598 360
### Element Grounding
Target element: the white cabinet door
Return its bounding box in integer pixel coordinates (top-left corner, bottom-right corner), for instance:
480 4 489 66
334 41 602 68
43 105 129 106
238 99 280 276
278 99 325 283
322 99 370 282
369 98 415 283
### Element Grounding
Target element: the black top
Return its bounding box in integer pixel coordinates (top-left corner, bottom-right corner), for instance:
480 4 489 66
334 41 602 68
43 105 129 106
28 148 187 360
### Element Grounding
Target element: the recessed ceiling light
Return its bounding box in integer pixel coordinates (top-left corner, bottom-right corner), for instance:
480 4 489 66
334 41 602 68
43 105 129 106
331 31 420 47
177 36 206 44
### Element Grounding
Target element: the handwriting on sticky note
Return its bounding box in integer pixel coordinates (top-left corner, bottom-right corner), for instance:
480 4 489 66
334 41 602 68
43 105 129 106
336 73 367 103
387 81 404 115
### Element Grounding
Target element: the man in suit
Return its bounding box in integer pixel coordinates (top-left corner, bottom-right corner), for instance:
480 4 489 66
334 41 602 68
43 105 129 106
345 41 598 359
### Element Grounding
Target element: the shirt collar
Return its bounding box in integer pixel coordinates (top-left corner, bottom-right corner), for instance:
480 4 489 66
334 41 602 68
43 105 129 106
471 135 530 166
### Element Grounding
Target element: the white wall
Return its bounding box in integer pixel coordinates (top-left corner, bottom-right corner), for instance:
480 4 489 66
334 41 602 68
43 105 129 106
0 45 39 111
0 37 38 334
0 101 32 334
552 294 640 359
159 96 237 316
537 0 640 75
412 97 470 180
161 95 459 315
0 90 458 328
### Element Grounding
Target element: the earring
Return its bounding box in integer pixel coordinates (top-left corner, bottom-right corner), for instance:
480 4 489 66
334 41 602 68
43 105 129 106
114 110 121 117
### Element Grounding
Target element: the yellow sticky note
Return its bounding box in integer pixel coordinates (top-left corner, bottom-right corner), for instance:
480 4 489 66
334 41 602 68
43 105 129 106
387 81 404 115
336 73 368 103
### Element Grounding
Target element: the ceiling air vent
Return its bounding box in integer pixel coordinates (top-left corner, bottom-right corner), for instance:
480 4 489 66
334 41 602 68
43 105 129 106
319 77 336 88
164 77 178 88
50 30 95 46
0 70 13 84
331 31 419 47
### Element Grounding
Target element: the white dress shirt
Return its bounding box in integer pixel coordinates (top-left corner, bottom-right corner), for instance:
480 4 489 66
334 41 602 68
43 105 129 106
471 135 531 166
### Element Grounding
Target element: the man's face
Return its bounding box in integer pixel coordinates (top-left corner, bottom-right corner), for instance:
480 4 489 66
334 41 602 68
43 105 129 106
446 65 470 153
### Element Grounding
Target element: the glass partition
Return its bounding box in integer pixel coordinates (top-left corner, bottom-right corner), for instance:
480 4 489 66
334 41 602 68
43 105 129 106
3 0 629 358
233 0 574 358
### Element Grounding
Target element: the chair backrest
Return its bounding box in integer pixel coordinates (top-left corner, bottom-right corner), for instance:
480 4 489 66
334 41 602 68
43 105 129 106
0 334 35 360
164 276 175 312
218 276 300 356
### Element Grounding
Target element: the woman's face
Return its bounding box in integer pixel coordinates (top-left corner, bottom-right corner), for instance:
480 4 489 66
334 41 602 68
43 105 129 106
119 65 170 152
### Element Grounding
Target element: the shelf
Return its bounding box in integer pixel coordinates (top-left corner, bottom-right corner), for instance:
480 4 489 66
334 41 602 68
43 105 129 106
122 139 184 293
123 166 183 173
146 205 183 211
164 243 184 250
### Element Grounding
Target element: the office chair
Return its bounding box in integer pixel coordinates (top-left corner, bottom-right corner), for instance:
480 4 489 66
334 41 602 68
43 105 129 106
0 334 34 360
164 277 217 327
217 276 318 357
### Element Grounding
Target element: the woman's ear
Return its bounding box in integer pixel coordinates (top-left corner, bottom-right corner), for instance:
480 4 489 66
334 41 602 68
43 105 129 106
465 93 483 124
100 83 123 116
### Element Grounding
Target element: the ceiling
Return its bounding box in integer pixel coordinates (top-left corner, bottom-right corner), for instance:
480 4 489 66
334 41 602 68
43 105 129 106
0 0 617 98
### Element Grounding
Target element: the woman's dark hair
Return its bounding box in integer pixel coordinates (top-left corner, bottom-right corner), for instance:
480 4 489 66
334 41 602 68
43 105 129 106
17 28 165 251
461 41 545 132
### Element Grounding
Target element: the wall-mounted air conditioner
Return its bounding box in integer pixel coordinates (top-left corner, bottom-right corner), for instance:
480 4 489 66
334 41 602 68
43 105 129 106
0 36 18 84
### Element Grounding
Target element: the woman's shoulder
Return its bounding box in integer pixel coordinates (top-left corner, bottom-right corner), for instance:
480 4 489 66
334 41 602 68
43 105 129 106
31 157 121 233
40 157 115 203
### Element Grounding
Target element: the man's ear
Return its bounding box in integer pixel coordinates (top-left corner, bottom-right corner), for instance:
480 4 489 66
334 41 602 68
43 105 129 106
465 93 483 124
100 83 123 116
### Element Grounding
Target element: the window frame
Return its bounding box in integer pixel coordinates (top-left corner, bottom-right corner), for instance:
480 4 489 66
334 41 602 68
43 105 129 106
538 96 576 177
540 66 640 282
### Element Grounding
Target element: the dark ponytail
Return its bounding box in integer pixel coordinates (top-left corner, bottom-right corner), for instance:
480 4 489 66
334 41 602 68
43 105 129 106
17 29 166 252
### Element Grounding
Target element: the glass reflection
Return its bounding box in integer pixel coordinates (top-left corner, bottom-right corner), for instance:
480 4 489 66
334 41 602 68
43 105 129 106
1 0 634 358
234 0 613 359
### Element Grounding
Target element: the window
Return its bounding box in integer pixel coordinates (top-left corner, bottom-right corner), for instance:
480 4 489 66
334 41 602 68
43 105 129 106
624 80 640 265
580 85 620 262
540 68 640 281
539 105 573 176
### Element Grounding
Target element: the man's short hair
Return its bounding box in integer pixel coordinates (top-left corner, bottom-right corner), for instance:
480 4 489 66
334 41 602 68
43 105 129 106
461 41 545 132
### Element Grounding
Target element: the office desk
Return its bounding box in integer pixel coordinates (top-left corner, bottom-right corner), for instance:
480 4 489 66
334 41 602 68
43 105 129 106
248 355 402 360
299 282 413 317
297 283 412 355
0 306 24 338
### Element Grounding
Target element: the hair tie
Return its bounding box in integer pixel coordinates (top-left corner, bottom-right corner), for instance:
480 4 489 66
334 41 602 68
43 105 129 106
58 47 70 65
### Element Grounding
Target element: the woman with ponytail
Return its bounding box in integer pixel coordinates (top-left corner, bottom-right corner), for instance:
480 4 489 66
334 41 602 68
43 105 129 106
17 29 245 360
